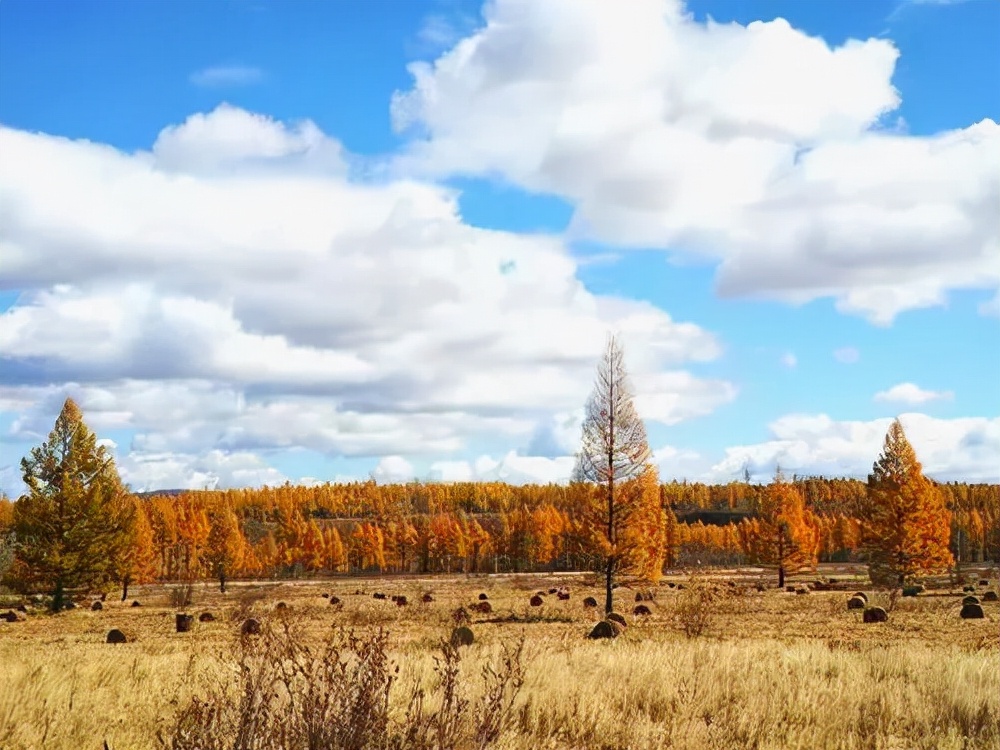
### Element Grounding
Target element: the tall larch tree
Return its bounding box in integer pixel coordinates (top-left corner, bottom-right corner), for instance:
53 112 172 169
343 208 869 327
573 334 663 615
13 398 135 611
742 470 819 588
203 501 245 592
113 496 157 601
859 419 953 586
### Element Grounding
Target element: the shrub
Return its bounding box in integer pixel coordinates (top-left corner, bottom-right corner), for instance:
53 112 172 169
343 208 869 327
674 579 717 638
169 580 195 609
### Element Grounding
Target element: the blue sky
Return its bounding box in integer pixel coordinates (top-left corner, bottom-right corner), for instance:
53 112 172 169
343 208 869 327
1 0 998 494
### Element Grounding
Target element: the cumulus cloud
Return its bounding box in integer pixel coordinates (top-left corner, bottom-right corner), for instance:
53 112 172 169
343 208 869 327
709 413 1000 483
190 65 264 88
392 0 1000 324
833 346 860 364
874 382 954 405
0 104 735 492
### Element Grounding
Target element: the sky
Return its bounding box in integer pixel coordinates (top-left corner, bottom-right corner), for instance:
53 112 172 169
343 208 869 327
0 0 998 495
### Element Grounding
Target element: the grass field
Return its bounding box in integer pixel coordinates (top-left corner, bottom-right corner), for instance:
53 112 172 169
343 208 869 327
1 566 998 750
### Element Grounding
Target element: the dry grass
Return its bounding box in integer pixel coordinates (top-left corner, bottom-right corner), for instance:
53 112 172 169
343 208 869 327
1 569 997 750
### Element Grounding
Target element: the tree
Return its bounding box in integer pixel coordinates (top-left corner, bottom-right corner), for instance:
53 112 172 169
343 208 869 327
859 419 953 586
113 496 157 600
741 469 819 587
203 501 245 592
573 334 663 614
13 398 135 611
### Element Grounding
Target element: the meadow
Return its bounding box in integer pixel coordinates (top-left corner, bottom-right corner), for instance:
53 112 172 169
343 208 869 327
1 566 998 750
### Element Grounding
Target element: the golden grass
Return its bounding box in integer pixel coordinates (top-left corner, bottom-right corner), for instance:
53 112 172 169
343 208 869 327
1 571 997 750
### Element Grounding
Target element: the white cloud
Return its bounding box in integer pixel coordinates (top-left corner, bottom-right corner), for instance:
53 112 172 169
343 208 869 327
371 455 415 484
116 449 289 492
709 413 1000 483
392 0 1000 324
833 346 860 364
189 65 264 88
874 382 954 405
781 352 797 368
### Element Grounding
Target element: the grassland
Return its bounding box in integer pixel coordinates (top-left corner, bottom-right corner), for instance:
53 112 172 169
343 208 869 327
1 567 998 750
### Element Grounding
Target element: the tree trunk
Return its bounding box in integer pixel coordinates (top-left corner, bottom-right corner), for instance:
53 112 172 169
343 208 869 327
121 574 130 602
219 568 227 594
52 577 65 613
604 556 614 615
778 565 785 589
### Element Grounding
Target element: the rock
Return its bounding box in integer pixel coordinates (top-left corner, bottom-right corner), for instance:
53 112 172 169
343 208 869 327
863 607 888 623
241 618 262 636
106 629 127 644
198 612 215 622
607 612 627 629
91 601 103 611
529 595 544 607
587 620 618 639
960 603 985 619
175 613 194 632
633 604 652 616
450 626 474 647
582 596 598 608
981 591 998 602
847 596 866 610
478 593 489 601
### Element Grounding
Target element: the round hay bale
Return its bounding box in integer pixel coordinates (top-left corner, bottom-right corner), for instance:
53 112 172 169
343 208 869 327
16 604 27 613
478 593 489 601
421 593 434 603
978 579 990 587
131 600 141 607
902 586 922 597
106 629 127 644
587 620 618 639
607 612 627 629
450 626 474 647
847 596 866 610
395 595 409 607
64 601 77 610
960 603 985 619
548 588 558 595
529 595 544 607
373 593 387 600
175 613 194 633
633 604 652 616
852 592 868 603
240 618 262 636
962 595 981 606
452 606 471 624
329 596 341 606
557 592 570 601
795 587 810 595
785 586 796 593
582 596 598 608
321 593 330 598
981 591 998 602
635 592 644 602
275 601 288 610
1 610 19 622
667 582 676 589
962 585 976 593
676 584 685 591
91 601 103 611
473 600 492 614
198 612 215 622
862 606 888 624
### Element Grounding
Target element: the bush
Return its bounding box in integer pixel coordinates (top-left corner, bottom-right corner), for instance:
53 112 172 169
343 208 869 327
169 580 195 609
165 621 525 750
674 578 717 638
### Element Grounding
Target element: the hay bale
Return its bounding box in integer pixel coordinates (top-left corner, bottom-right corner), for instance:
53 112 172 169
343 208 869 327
852 592 868 603
676 584 685 591
450 626 474 647
962 585 976 593
421 593 434 603
960 603 985 619
240 618 262 636
473 601 492 614
0 610 19 622
198 612 215 622
131 600 141 607
395 595 409 607
862 606 888 623
16 604 27 613
633 604 652 616
582 596 598 608
755 583 767 592
981 591 998 602
64 601 77 610
106 629 127 644
978 579 990 587
452 606 471 624
785 586 796 593
275 601 288 610
548 588 558 595
667 582 676 589
529 595 544 607
175 613 194 632
91 601 103 611
902 586 922 597
795 587 810 595
587 620 618 639
557 592 570 601
847 596 866 610
478 593 489 601
329 596 341 605
321 593 330 598
962 595 981 606
607 612 627 629
373 593 387 600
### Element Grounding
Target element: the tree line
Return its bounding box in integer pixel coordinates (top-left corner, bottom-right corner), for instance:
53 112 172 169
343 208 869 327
1 337 993 612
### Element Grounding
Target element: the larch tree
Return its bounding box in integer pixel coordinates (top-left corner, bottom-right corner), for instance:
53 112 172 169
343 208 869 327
859 419 953 586
203 501 245 592
573 334 664 615
113 496 157 601
743 469 819 588
13 398 135 611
